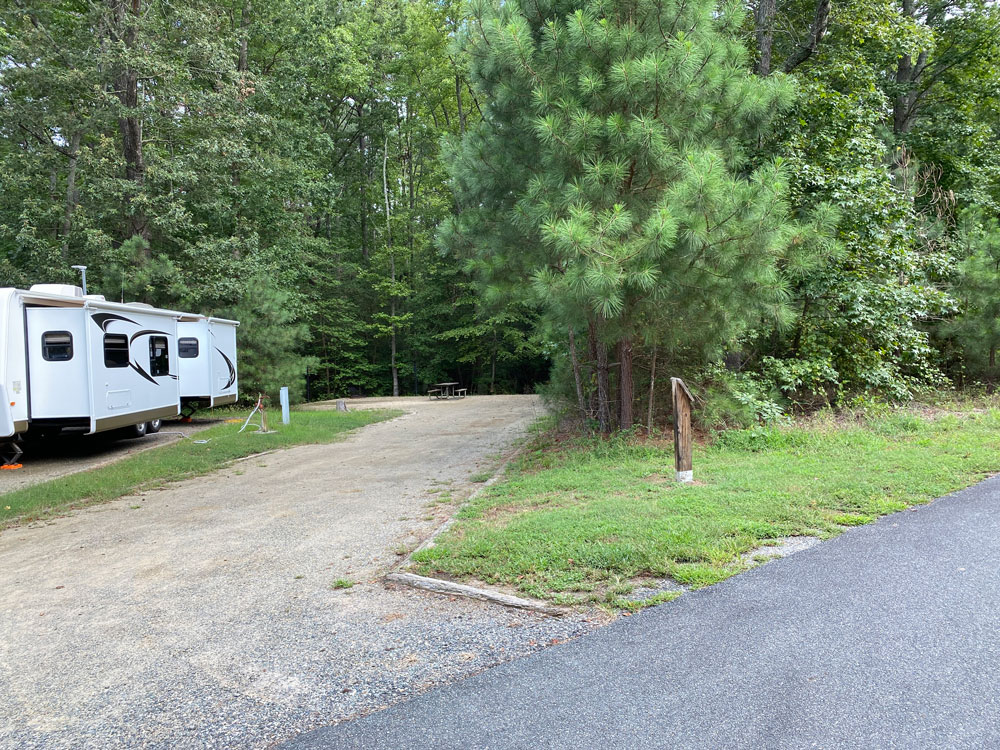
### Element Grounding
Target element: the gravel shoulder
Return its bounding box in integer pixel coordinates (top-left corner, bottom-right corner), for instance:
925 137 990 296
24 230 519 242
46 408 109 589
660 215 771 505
0 395 599 749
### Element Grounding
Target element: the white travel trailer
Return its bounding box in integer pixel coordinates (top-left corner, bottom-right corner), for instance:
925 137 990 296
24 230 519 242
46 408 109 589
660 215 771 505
0 284 238 459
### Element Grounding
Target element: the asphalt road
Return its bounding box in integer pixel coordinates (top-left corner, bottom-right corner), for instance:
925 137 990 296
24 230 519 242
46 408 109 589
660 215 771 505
288 474 1000 750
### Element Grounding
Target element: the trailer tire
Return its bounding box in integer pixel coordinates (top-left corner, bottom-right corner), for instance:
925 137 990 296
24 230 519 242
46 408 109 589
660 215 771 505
146 419 162 434
128 421 148 439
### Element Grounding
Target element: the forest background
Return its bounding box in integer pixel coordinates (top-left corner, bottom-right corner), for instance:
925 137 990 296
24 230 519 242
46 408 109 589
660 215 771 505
2 0 999 431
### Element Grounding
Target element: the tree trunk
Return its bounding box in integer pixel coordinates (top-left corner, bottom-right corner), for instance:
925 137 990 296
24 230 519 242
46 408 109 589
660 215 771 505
590 320 611 432
455 74 466 135
586 322 597 416
60 131 83 260
407 120 417 396
111 0 149 245
407 126 415 256
569 325 586 416
491 330 497 394
894 50 928 136
383 136 399 397
322 332 331 396
229 1 251 232
597 342 611 431
754 0 776 76
359 104 368 261
893 0 925 137
237 1 250 73
391 294 399 396
618 338 635 431
647 343 657 433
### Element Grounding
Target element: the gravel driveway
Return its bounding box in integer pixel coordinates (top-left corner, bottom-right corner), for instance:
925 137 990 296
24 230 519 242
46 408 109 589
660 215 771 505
0 395 597 749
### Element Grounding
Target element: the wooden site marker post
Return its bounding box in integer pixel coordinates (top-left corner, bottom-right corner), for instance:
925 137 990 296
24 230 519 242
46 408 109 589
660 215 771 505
672 377 693 483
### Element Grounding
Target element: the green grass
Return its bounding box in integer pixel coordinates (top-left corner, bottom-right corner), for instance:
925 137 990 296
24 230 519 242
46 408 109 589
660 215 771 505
0 408 398 527
331 578 355 589
412 409 1000 605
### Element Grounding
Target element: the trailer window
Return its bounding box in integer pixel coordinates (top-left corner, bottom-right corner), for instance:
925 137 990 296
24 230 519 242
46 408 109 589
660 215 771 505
178 337 199 358
104 334 129 368
42 331 73 361
149 336 169 376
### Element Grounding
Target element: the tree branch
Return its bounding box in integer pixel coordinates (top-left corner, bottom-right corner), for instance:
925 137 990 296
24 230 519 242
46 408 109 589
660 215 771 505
781 0 831 73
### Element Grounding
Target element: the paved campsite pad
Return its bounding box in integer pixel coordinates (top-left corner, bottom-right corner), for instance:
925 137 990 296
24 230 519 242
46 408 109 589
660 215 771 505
0 395 597 749
0 419 214 494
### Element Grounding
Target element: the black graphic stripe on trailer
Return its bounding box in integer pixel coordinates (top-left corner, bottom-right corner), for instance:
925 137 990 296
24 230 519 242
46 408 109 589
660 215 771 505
91 314 173 384
216 348 236 390
91 312 137 331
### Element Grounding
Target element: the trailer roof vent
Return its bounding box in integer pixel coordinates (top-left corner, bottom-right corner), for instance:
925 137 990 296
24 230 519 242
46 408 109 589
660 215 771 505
85 294 106 301
30 284 84 297
126 302 154 308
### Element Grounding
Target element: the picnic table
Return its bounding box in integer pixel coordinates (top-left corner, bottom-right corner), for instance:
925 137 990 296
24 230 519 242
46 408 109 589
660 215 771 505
428 382 467 400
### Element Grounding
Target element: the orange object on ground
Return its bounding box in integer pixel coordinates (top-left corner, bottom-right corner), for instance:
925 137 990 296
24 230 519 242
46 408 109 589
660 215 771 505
1 464 23 470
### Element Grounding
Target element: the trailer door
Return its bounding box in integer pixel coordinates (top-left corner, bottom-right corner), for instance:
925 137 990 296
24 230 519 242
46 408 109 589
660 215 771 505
26 308 90 419
177 320 210 400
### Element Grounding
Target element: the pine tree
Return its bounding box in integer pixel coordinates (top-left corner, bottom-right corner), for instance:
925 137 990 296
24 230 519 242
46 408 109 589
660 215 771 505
441 0 805 429
945 213 1000 381
221 276 316 402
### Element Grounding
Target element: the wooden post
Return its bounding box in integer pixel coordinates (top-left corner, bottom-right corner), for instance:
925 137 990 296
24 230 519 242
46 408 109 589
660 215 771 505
672 377 693 483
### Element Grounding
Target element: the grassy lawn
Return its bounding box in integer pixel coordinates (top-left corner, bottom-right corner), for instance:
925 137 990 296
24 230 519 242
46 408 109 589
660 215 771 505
0 408 398 528
412 410 1000 606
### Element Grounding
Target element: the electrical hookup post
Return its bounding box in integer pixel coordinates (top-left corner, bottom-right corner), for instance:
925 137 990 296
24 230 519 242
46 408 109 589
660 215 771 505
280 387 290 425
672 377 694 483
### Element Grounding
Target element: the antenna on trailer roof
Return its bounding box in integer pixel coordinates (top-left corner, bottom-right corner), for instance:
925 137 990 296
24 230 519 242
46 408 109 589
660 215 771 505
70 265 87 295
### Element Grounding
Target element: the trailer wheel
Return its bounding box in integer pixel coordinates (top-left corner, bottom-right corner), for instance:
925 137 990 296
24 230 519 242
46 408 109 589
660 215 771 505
146 419 162 434
127 421 148 439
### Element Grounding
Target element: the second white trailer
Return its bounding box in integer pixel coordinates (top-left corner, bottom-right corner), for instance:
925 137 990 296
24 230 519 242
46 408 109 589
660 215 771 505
177 317 239 408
